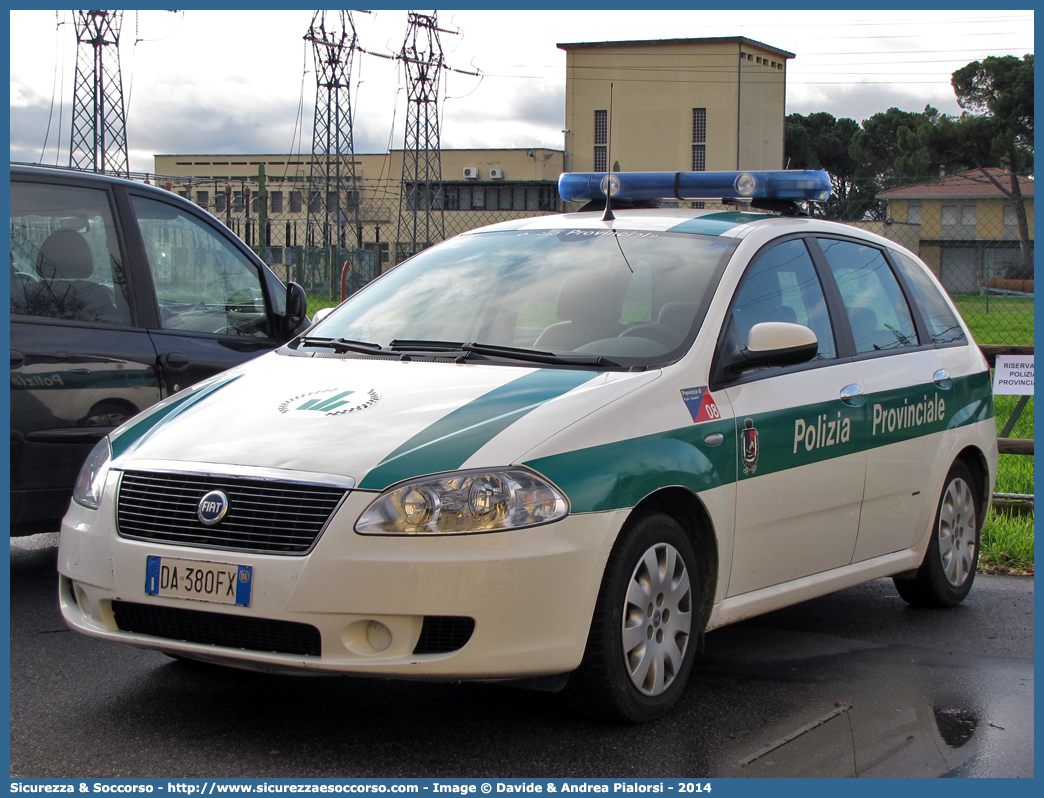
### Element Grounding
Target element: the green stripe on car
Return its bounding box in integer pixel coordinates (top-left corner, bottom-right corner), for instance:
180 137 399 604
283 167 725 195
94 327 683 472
667 212 767 236
525 371 993 514
359 368 602 491
110 375 242 461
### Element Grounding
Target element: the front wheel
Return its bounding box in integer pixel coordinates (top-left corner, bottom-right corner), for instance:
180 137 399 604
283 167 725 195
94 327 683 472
893 460 981 607
565 512 699 723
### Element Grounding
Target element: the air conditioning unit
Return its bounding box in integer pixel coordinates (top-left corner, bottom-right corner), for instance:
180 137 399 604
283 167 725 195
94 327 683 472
463 167 479 179
489 168 505 179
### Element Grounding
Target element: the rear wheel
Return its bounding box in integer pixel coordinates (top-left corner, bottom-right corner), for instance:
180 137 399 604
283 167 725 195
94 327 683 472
565 512 699 723
893 460 980 607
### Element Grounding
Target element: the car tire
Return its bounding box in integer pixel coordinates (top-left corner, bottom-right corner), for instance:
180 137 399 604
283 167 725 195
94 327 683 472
893 460 981 608
565 511 699 723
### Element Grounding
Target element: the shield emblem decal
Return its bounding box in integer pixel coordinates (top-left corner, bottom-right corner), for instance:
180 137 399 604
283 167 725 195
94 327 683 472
741 418 759 474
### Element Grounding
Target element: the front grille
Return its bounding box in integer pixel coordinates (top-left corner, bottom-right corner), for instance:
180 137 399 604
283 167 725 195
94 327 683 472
112 600 322 656
413 616 476 655
117 470 348 554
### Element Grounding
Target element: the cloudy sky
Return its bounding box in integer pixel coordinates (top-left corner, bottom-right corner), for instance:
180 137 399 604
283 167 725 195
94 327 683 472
9 8 1035 174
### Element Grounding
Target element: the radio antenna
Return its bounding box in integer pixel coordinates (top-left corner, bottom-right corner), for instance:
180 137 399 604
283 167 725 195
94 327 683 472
602 82 615 222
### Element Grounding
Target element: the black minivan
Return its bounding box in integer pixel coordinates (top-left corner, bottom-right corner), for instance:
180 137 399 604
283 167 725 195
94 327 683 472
10 164 309 535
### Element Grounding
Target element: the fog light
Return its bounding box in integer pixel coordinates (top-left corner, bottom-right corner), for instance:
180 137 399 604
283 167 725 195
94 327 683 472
366 621 392 652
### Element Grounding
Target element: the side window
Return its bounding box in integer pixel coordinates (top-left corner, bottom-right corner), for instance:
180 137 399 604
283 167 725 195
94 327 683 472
9 181 132 324
731 239 836 360
130 195 270 338
818 238 919 354
891 252 968 345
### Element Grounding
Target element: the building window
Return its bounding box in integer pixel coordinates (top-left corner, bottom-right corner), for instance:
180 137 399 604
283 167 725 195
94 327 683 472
215 193 226 213
594 110 607 145
907 203 922 224
693 108 706 144
961 205 976 226
594 146 607 172
290 191 303 213
941 205 959 227
196 190 209 208
270 191 284 213
269 247 284 265
692 145 706 172
178 190 190 200
1003 203 1017 227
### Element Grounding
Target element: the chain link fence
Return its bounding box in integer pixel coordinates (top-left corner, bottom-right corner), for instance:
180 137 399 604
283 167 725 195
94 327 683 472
160 171 1032 498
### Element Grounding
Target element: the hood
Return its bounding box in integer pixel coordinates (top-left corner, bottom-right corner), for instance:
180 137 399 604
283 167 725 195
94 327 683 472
109 352 656 491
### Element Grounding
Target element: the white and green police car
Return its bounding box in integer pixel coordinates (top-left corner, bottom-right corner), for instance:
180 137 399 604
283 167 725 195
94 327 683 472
59 170 997 722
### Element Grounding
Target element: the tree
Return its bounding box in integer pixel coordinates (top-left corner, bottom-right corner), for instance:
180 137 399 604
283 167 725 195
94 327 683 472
950 55 1034 276
784 112 875 219
852 106 932 186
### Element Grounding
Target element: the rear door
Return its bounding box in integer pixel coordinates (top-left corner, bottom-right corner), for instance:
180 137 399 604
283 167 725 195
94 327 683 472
811 236 951 561
122 191 282 396
9 175 161 534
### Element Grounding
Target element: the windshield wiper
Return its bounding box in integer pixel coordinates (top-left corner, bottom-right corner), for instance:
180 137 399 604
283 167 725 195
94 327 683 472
388 339 467 352
296 336 385 355
462 342 618 368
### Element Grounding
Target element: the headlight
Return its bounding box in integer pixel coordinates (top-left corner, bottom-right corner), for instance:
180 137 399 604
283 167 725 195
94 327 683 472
355 468 568 535
72 437 111 510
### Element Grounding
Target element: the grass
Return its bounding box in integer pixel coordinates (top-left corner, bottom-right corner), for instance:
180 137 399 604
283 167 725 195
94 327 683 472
950 294 1034 346
979 509 1035 575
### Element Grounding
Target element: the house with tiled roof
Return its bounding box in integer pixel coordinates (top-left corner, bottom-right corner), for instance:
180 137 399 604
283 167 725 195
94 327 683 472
877 169 1034 295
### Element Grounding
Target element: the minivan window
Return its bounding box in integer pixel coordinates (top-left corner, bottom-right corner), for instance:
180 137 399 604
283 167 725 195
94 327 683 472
9 181 132 325
130 195 271 338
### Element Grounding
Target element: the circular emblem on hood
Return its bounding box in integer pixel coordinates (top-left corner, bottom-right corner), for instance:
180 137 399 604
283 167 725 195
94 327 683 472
198 490 230 526
278 388 380 417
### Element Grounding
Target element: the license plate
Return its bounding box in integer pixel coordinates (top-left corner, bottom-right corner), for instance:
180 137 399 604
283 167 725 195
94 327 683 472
145 555 252 607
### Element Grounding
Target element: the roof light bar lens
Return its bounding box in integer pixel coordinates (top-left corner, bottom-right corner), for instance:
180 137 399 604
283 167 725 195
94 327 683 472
734 173 757 197
558 170 832 203
600 174 621 197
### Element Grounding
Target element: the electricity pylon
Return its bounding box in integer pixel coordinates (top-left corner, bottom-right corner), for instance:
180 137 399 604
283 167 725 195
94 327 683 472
304 10 361 292
396 11 451 262
69 10 129 175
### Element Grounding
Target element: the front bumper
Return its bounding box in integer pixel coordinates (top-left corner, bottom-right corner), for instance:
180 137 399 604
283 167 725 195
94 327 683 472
58 483 626 679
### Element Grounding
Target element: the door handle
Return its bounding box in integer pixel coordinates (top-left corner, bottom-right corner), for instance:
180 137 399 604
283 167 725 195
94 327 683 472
933 369 953 390
159 352 190 371
10 349 24 369
840 383 865 407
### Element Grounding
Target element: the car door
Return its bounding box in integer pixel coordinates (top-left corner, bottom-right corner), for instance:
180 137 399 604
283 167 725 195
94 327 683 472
9 176 162 535
123 191 282 397
715 237 867 597
811 236 950 562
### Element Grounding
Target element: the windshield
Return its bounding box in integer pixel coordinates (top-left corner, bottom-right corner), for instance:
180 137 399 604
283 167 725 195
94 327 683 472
305 228 736 368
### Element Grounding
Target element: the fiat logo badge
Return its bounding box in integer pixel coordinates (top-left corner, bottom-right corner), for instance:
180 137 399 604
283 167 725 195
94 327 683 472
197 490 230 526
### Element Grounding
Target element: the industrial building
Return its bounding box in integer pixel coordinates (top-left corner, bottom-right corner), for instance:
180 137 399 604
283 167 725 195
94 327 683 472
153 36 793 285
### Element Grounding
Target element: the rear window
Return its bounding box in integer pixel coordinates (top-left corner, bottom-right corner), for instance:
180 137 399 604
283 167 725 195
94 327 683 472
891 251 968 346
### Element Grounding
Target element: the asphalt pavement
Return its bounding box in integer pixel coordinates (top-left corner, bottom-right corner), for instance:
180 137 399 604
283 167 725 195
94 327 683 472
10 533 1034 778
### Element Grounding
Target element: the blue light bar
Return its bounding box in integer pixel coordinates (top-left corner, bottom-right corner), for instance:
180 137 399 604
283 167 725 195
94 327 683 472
558 171 832 203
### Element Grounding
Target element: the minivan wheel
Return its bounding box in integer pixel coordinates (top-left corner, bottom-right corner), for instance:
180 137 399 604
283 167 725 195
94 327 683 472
565 512 699 723
893 461 980 608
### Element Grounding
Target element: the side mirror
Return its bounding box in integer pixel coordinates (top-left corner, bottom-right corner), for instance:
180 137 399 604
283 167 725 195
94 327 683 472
720 321 819 377
281 281 308 340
